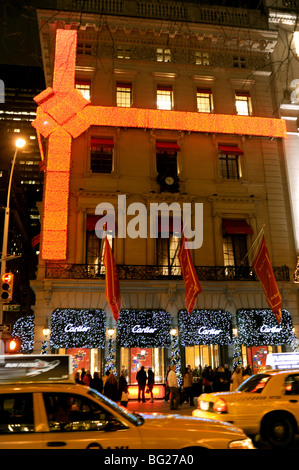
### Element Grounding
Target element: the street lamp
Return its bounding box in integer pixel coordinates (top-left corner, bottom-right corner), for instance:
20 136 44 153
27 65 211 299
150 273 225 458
0 138 26 353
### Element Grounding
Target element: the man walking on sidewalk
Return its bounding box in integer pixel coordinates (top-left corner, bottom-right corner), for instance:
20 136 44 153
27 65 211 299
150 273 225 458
168 365 180 410
136 366 147 403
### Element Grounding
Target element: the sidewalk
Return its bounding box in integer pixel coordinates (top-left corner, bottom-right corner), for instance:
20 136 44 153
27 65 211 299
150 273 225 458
125 399 198 417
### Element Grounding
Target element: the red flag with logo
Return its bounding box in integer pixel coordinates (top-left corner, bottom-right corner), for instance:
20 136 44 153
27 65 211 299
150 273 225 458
103 236 121 322
253 235 282 324
178 235 202 314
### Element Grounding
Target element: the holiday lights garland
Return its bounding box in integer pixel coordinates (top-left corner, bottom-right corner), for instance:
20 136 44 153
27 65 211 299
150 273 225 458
117 309 171 348
50 308 106 349
178 309 233 345
12 315 35 353
237 309 295 346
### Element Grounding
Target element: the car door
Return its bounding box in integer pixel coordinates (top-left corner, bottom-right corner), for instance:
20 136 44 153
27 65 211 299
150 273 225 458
39 391 143 450
0 392 43 449
283 373 299 419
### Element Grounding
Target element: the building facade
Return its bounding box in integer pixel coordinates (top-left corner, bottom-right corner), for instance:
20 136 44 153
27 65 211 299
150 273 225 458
26 1 299 385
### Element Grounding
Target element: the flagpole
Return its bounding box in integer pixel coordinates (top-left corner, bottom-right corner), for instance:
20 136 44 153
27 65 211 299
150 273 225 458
239 224 265 267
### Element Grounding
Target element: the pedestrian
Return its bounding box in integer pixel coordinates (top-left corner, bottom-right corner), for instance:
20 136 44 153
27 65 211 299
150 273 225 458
242 365 252 382
202 366 213 393
80 367 86 383
147 367 155 402
136 366 147 403
223 364 232 391
119 372 129 407
75 372 82 384
183 367 194 405
231 366 243 391
104 372 119 401
82 369 91 386
90 371 103 393
213 366 227 392
168 365 180 410
165 366 171 401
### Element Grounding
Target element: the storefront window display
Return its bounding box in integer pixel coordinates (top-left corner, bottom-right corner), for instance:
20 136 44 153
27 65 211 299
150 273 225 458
237 309 295 373
117 309 171 395
179 309 233 370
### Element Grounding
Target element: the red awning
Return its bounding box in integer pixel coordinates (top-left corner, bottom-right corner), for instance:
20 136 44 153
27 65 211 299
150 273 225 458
156 141 180 151
218 145 243 155
222 219 253 235
91 138 114 148
86 214 115 231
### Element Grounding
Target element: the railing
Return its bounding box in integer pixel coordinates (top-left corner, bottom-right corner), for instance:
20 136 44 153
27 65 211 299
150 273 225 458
68 0 267 29
45 263 290 282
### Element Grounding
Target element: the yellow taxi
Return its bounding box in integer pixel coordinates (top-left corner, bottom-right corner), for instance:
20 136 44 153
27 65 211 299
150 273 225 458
0 355 254 450
192 369 299 448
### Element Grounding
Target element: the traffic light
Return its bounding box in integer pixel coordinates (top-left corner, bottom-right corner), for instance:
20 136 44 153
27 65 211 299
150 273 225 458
1 273 14 303
5 337 21 354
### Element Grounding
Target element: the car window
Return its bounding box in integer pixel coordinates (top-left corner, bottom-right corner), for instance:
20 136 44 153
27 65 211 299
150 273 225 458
43 392 128 433
238 374 272 393
284 374 299 395
0 393 34 434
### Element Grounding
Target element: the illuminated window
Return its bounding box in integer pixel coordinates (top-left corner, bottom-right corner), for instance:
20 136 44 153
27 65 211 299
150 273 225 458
218 145 243 180
233 55 246 68
235 92 252 116
117 46 131 59
116 82 132 107
156 216 181 276
157 48 171 62
223 234 248 267
75 81 91 100
90 137 114 173
195 51 209 65
197 89 213 113
157 85 173 110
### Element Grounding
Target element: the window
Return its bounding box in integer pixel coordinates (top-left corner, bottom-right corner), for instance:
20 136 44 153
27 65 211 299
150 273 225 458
197 88 213 113
156 141 180 192
116 82 132 107
86 217 113 275
0 393 34 434
117 46 131 59
43 392 128 433
235 92 252 116
75 81 91 100
157 85 173 110
233 55 246 68
156 217 181 276
157 48 171 62
195 51 209 66
284 375 299 395
222 218 253 273
77 42 92 56
218 145 243 180
90 138 114 173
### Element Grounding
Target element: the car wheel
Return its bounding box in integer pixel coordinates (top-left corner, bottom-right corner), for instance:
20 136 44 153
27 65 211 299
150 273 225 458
262 413 295 448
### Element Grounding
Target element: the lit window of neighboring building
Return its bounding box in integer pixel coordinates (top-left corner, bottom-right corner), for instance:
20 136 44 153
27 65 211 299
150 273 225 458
235 91 252 116
218 145 243 180
157 85 173 110
116 82 132 107
157 48 171 62
75 81 91 100
196 89 213 113
117 46 131 59
90 137 114 174
195 51 210 65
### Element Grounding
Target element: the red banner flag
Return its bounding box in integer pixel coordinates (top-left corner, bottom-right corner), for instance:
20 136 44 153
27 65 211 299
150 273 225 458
253 235 282 324
103 236 121 322
178 235 202 314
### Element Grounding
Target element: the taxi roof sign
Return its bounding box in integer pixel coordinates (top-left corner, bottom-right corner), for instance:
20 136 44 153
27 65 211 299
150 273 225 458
0 355 74 383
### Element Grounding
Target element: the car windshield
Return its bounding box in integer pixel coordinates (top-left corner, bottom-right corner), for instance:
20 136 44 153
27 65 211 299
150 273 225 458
87 389 144 427
238 374 272 393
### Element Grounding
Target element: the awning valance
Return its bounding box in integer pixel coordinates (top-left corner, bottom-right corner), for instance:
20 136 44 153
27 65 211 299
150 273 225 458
91 138 114 148
156 141 180 151
222 219 253 235
218 145 243 155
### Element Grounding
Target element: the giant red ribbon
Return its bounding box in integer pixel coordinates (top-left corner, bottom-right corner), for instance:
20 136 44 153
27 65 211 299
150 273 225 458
179 235 202 314
103 237 121 322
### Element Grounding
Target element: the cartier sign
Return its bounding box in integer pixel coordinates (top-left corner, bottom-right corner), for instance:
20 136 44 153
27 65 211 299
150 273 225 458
132 325 157 334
